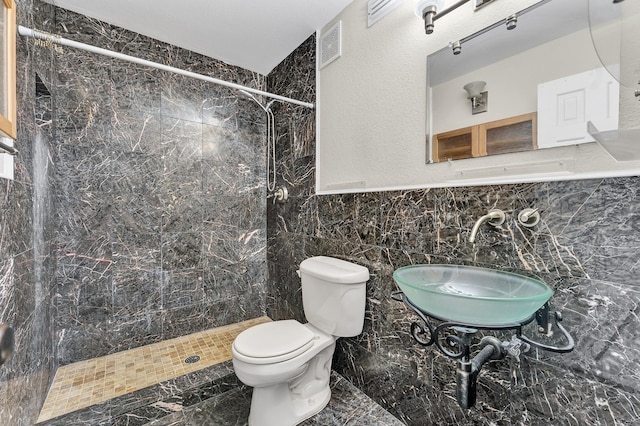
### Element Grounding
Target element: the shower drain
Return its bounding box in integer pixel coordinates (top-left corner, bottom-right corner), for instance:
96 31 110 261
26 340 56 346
184 355 201 364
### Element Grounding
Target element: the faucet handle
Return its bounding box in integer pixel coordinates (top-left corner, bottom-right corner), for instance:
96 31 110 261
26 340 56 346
518 208 540 227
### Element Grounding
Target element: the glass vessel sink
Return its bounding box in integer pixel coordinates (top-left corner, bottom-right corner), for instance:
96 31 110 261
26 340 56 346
393 264 553 326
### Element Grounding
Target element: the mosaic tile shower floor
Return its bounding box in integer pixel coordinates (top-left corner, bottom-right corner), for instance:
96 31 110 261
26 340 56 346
36 316 402 426
37 317 271 423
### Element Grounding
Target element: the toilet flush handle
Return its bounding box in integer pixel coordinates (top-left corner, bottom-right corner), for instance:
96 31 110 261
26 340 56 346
296 270 301 278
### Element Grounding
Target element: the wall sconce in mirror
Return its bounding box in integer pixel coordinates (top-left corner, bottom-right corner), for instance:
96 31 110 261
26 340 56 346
463 81 487 114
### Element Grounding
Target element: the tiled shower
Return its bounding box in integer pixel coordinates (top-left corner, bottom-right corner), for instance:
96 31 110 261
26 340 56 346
1 1 640 426
45 7 268 366
2 0 270 423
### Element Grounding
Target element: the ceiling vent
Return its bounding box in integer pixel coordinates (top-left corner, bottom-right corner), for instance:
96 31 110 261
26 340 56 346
368 0 404 27
320 21 342 69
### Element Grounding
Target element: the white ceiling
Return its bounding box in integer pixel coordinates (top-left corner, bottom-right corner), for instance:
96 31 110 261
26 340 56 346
44 0 354 75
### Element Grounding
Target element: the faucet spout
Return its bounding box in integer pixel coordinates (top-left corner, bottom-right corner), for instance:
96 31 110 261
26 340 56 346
469 209 505 243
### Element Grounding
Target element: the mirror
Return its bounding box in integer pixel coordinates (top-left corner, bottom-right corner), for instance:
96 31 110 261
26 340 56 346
588 0 640 89
315 0 640 194
426 0 637 165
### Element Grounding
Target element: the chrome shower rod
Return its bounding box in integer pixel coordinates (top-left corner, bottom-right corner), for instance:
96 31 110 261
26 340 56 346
18 26 315 110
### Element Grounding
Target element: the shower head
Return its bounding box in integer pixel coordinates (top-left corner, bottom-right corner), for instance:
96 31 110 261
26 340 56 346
238 89 267 111
265 99 280 111
238 89 280 111
238 89 255 99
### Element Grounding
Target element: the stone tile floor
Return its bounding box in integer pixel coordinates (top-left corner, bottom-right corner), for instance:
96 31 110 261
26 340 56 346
143 372 403 426
38 317 271 423
37 316 402 425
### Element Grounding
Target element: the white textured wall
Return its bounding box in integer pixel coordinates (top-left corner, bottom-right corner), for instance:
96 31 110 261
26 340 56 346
317 0 640 193
431 28 601 135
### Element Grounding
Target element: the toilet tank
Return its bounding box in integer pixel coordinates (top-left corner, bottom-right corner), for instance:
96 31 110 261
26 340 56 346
299 256 369 337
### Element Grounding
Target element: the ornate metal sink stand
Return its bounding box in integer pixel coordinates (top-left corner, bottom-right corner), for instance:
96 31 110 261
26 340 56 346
391 290 575 409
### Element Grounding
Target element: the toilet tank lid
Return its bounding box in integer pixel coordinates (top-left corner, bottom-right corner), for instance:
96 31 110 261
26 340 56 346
300 256 369 284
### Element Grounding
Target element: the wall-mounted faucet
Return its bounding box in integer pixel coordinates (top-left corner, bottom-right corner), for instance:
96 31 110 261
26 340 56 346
469 209 505 243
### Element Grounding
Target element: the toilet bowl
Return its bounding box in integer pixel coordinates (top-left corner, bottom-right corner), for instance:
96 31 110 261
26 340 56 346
231 256 370 426
232 321 336 426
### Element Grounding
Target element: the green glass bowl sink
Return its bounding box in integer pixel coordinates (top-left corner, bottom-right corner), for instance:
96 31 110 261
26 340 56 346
393 264 553 326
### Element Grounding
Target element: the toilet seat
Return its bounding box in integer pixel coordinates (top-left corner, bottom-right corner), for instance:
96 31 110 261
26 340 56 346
232 320 315 365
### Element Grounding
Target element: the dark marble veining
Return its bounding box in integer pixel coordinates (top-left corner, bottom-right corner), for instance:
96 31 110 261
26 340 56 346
4 0 640 425
41 6 268 364
37 360 399 426
267 33 640 426
172 371 402 426
0 1 57 424
2 1 270 423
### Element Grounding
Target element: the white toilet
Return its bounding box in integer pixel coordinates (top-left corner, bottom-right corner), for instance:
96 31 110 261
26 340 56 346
232 256 369 426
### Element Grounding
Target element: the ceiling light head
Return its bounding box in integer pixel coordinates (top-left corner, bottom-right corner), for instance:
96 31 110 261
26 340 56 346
415 0 446 34
506 14 517 30
451 40 462 55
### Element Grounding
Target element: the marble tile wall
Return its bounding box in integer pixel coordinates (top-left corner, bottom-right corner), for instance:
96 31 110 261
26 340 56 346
267 37 640 425
44 7 268 365
2 1 270 423
3 2 638 425
0 1 57 424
